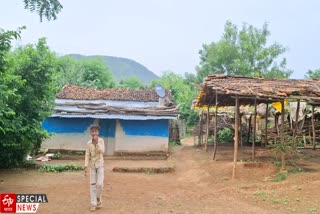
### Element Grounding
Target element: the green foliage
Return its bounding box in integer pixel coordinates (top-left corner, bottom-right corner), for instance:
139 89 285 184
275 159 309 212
169 140 181 146
197 20 292 81
51 151 61 159
152 71 199 126
305 68 320 79
255 190 269 201
23 0 63 22
218 128 234 143
39 163 83 172
68 54 159 85
54 56 117 90
119 77 143 89
273 161 282 168
0 36 56 168
273 171 288 182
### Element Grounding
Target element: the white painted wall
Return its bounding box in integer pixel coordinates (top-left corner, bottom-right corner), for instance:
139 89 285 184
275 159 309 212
114 120 168 153
41 133 113 155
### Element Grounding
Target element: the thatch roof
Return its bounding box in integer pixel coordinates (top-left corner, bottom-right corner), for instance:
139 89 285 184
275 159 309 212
56 85 172 102
195 75 320 107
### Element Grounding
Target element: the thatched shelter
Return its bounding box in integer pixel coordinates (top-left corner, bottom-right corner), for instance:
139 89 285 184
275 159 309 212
194 74 320 178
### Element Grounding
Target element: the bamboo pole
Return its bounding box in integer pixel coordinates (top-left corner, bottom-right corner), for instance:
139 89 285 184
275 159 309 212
205 106 210 152
232 96 239 179
293 100 300 149
312 105 316 150
198 112 202 147
247 115 252 145
280 100 286 171
264 103 268 148
213 91 218 160
252 99 257 159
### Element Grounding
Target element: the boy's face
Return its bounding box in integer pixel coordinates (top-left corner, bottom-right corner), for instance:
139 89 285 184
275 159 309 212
90 128 99 140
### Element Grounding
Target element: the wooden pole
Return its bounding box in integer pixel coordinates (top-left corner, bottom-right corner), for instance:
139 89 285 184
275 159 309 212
293 100 300 149
205 106 210 152
240 112 243 148
312 105 316 150
252 99 257 159
213 91 218 160
232 96 239 179
264 103 268 148
280 100 286 171
247 115 252 145
198 112 202 147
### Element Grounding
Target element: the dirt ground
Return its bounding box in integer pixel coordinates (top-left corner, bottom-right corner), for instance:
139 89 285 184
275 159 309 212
1 138 320 214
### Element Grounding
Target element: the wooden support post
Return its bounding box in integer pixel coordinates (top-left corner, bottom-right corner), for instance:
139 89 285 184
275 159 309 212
252 99 257 159
198 112 202 146
240 112 243 148
264 103 268 147
232 96 239 179
280 101 286 171
205 106 210 152
247 115 252 145
312 105 316 150
213 91 218 160
293 100 300 149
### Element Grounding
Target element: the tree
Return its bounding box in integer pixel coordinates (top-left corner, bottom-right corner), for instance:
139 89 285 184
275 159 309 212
0 28 26 168
305 68 320 79
23 0 63 21
197 21 292 81
54 57 117 89
152 71 198 126
0 34 57 167
119 77 143 89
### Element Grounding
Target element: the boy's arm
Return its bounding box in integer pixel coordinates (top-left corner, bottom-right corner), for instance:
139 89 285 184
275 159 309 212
97 138 105 154
84 145 90 168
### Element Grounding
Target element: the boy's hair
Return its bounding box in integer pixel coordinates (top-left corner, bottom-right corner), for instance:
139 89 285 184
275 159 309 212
89 124 100 130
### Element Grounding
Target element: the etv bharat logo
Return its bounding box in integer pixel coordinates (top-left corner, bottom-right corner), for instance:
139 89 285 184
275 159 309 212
1 193 48 213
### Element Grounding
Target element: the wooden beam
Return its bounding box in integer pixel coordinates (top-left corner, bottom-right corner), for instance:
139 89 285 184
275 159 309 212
312 105 316 150
293 100 300 149
213 90 218 160
205 106 210 152
264 103 268 147
252 99 257 159
232 96 239 179
281 101 286 171
198 112 202 147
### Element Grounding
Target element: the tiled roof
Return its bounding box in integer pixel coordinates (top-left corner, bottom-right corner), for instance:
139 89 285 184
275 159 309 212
56 85 171 102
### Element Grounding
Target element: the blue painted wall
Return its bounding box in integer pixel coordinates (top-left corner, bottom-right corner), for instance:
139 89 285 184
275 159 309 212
42 118 94 133
119 119 168 137
42 118 116 138
100 119 116 137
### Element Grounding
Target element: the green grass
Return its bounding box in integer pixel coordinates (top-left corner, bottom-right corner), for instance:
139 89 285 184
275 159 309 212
273 171 288 182
39 163 83 173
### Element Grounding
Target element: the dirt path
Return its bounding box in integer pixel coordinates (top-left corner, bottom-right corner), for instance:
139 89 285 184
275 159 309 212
1 138 319 214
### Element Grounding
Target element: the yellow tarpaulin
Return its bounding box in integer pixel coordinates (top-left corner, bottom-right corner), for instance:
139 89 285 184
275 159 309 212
272 100 288 112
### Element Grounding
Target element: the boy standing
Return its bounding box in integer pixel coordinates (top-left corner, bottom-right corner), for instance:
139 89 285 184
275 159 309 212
84 125 105 212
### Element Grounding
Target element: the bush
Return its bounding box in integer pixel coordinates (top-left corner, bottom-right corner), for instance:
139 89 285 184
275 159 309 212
218 128 234 143
39 164 83 172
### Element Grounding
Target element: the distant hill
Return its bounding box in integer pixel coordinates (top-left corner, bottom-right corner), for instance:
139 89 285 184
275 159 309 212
68 54 159 85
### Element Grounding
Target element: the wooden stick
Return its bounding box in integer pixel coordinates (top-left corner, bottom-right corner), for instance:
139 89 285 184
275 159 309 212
293 100 300 149
252 99 257 159
213 91 218 160
205 106 209 152
264 103 268 148
312 105 316 150
232 96 239 179
281 100 286 171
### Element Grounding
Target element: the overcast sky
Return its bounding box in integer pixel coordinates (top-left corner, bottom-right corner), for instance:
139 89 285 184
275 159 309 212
1 0 320 78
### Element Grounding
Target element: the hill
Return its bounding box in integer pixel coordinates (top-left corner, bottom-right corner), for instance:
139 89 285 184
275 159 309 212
68 54 159 85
